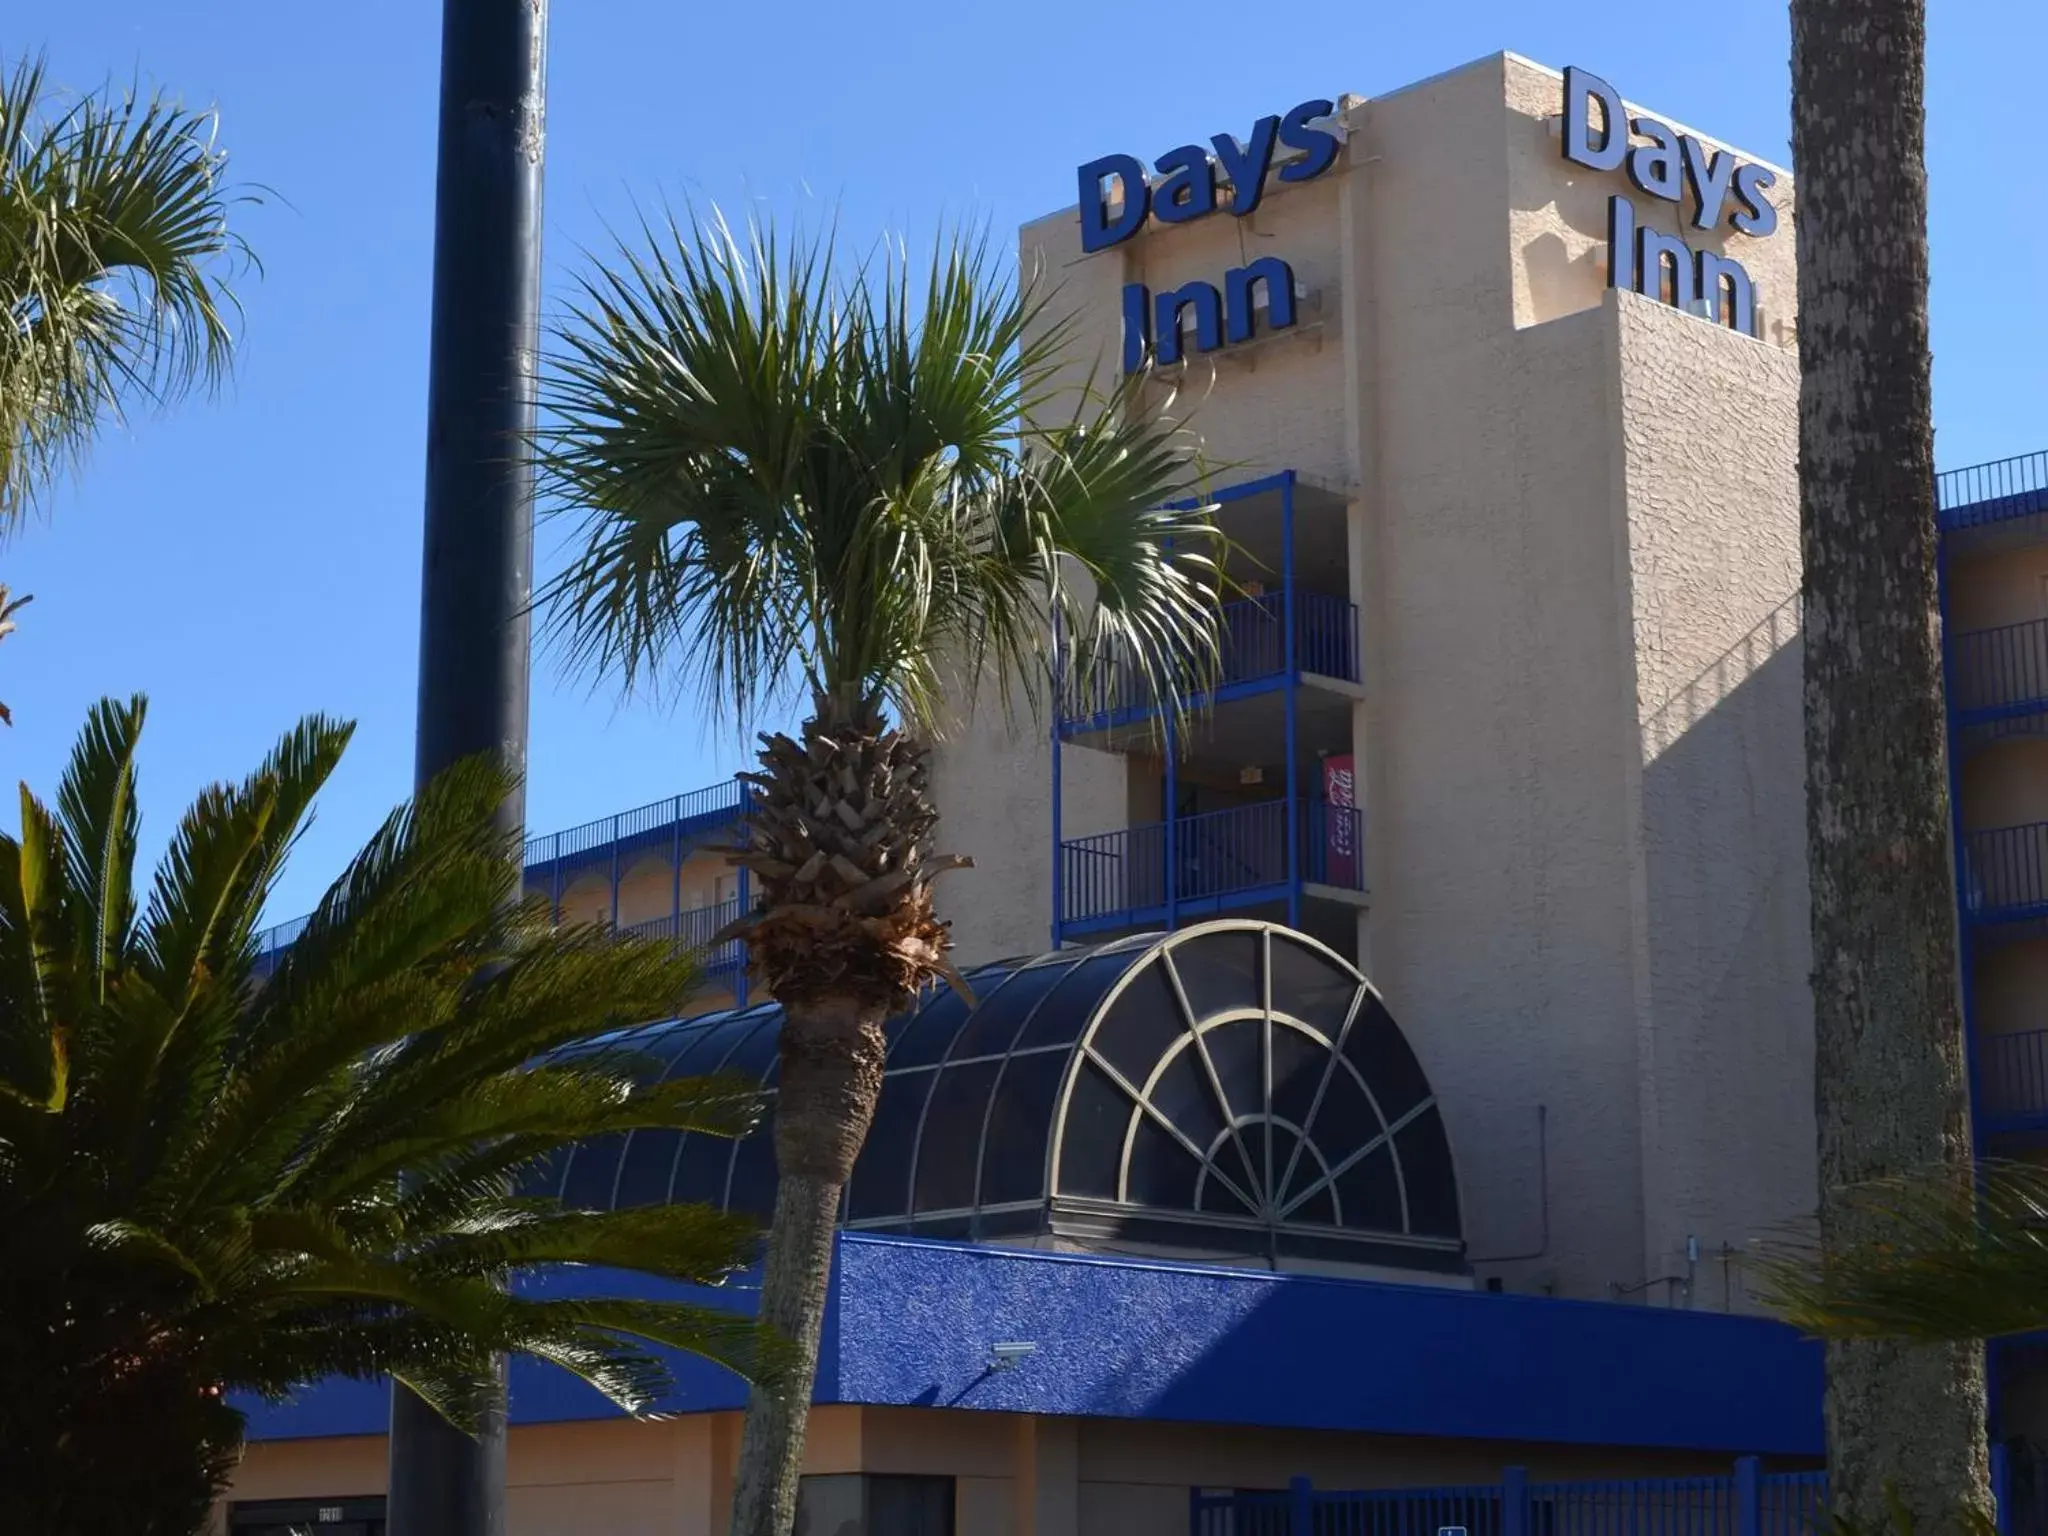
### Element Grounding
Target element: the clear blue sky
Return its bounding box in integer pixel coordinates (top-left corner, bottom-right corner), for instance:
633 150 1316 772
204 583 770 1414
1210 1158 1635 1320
6 0 2043 922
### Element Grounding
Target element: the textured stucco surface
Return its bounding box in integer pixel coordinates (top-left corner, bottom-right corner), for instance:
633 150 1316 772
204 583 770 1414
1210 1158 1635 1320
1615 293 1810 1310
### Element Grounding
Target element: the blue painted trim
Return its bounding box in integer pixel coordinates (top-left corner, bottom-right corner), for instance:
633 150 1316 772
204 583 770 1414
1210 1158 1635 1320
1058 670 1293 738
242 1234 1824 1456
1055 880 1294 938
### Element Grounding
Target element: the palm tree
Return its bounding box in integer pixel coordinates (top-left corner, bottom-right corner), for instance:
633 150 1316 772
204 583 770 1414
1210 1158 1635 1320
1 56 248 526
537 216 1221 1536
1790 0 1992 1524
0 697 780 1536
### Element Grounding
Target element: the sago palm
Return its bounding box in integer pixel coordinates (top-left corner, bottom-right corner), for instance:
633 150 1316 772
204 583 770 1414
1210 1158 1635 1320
2 55 248 526
538 214 1221 1536
0 697 778 1536
1766 1160 2048 1342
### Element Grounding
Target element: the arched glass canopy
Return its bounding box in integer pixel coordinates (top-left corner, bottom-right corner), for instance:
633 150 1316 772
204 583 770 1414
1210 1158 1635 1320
540 920 1464 1272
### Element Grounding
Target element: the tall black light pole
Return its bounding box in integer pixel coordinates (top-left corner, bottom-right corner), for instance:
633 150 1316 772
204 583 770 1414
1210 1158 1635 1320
390 2 548 1533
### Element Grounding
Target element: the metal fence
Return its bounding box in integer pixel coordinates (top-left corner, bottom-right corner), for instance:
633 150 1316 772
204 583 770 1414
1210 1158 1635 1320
1980 1027 2048 1133
521 778 747 871
619 897 745 975
1060 799 1366 926
1939 450 2048 532
1949 618 2048 719
254 778 749 961
1191 1464 1825 1536
1060 587 1361 726
1962 823 2048 921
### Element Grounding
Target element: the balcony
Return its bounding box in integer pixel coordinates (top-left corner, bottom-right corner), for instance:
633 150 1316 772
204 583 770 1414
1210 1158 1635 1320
1057 798 1366 937
523 777 746 886
256 776 749 975
1949 617 2048 731
1979 1028 2048 1137
1059 587 1361 735
1939 449 2048 536
620 897 746 980
1961 823 2048 926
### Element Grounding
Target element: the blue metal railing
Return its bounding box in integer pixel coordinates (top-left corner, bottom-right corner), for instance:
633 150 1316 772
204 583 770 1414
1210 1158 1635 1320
1963 823 2048 922
1940 449 2048 533
1061 800 1366 928
1061 588 1360 727
1981 1027 2048 1133
1950 618 2048 720
523 777 746 869
1191 1464 1828 1536
255 777 748 962
620 897 745 976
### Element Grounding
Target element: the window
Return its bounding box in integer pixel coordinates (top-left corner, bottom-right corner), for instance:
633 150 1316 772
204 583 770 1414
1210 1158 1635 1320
795 1474 955 1535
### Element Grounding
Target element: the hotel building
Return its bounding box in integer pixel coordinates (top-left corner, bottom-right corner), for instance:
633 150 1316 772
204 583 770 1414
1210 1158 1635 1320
223 50 2047 1536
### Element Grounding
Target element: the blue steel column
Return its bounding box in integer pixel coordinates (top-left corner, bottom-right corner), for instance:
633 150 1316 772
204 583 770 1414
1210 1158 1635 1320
1051 615 1065 949
1282 472 1301 928
1941 531 2000 1449
609 835 621 929
735 862 751 1008
1165 702 1179 929
1734 1455 1761 1536
1050 727 1065 949
670 801 683 934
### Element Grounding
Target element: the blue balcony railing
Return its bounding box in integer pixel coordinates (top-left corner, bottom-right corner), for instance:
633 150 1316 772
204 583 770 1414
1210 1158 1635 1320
1939 449 2048 533
256 778 748 966
1962 822 2048 923
1950 617 2048 721
621 897 746 977
1060 799 1365 931
1980 1027 2048 1135
524 778 746 872
1061 588 1359 728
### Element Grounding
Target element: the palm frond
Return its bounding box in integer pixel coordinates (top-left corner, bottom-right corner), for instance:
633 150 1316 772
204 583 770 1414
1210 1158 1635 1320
1759 1160 2048 1340
53 693 145 995
1 57 255 525
535 206 1218 740
0 697 769 1507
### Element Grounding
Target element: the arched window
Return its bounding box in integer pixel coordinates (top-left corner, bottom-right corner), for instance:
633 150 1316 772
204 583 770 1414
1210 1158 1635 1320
542 920 1463 1274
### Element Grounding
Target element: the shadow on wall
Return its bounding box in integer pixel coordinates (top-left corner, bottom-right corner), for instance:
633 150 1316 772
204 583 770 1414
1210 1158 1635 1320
1521 231 1609 326
1634 593 1814 1311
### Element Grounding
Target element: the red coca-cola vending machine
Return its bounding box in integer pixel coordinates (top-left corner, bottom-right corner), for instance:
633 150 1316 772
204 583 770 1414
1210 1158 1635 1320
1322 754 1357 886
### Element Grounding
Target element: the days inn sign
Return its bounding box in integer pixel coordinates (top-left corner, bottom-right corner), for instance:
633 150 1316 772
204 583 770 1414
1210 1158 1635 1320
1079 68 1777 375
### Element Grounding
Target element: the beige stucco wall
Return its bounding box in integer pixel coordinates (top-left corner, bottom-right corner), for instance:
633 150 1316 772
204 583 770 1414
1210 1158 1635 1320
1613 295 1811 1310
224 1404 1779 1536
1972 939 2048 1041
933 50 1811 1307
1948 545 2048 633
1961 739 2048 831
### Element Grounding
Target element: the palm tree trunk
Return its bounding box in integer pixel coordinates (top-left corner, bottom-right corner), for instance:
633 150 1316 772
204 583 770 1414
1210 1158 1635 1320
1791 0 1992 1525
727 993 888 1536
